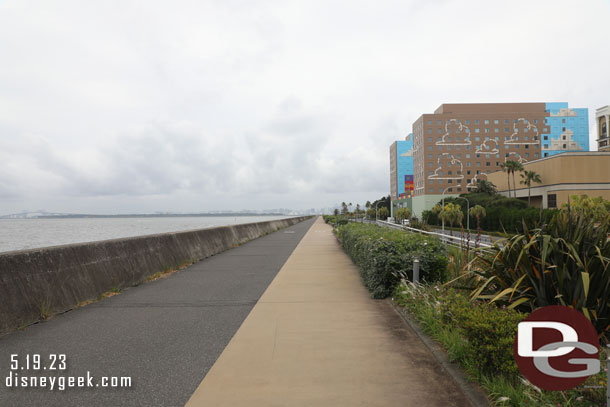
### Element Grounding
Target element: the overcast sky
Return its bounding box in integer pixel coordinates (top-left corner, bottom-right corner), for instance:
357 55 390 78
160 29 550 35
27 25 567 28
1 0 609 214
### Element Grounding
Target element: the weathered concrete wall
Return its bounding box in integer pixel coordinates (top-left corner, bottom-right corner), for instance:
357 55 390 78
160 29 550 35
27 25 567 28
0 216 311 336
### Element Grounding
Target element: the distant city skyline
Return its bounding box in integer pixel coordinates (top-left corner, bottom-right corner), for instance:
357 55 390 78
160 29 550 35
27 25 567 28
1 0 608 214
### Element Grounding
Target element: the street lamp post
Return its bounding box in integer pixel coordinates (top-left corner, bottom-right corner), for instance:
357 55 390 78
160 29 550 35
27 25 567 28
440 186 454 236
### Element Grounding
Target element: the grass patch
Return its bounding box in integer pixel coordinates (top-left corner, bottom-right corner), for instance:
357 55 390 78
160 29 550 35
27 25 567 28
145 260 194 282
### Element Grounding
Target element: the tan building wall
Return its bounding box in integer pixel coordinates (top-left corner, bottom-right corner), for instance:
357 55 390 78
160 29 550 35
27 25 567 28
487 152 610 208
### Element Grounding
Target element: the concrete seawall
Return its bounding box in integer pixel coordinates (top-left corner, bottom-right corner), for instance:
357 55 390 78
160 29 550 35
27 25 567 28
0 216 311 336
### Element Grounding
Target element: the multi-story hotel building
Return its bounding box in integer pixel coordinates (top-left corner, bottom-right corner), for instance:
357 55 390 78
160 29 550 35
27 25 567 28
410 102 589 216
389 135 414 216
597 106 610 151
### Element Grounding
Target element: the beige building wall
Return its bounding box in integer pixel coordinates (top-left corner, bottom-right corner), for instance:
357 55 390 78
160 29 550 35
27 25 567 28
487 152 610 208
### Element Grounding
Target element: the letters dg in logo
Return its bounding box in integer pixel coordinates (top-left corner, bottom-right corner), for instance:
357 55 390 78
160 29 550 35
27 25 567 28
513 305 600 391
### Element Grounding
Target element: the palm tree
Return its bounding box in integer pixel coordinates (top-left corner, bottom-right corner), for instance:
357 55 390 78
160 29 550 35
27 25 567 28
439 203 460 236
520 170 542 206
341 202 348 215
500 163 511 198
470 205 486 248
505 160 524 199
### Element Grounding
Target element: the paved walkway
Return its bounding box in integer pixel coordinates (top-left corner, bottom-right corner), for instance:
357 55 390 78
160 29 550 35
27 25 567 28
0 218 316 407
186 217 473 407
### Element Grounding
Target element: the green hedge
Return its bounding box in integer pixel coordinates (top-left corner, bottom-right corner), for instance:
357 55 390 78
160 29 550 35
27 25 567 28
322 215 348 227
394 284 606 406
423 205 557 234
337 223 448 298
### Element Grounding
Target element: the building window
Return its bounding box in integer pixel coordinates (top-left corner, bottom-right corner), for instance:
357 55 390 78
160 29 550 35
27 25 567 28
475 128 480 133
448 179 453 184
476 162 481 166
438 128 442 134
486 162 490 166
438 146 443 150
465 120 470 124
429 188 434 193
544 153 549 157
466 162 471 167
467 170 471 175
428 137 433 142
466 153 470 158
563 144 567 149
427 120 432 125
562 119 566 123
485 128 490 133
438 120 442 125
494 128 499 133
548 194 557 208
484 119 489 124
428 162 433 166
504 119 509 124
544 144 548 148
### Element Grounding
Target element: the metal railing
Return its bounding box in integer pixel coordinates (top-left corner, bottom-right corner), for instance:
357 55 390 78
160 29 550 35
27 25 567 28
374 219 494 250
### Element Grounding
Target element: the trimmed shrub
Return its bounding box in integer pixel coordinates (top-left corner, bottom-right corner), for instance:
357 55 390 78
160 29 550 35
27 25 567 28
337 223 448 298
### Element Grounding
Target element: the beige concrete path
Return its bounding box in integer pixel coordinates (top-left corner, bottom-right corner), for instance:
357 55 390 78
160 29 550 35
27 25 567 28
185 217 473 407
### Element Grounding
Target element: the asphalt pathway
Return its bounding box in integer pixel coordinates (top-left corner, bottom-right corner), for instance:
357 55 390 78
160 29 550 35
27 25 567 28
0 217 316 407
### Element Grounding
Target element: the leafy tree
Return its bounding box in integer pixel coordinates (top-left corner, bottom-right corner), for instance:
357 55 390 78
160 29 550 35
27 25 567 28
439 203 460 236
365 201 372 209
333 208 339 216
470 205 486 247
566 195 610 223
378 206 389 220
366 208 376 219
474 179 497 195
519 170 542 206
341 202 348 215
395 207 412 224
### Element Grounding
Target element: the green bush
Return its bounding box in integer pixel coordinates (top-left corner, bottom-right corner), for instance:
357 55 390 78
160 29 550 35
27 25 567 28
397 286 524 377
337 223 448 298
472 210 610 342
322 215 348 227
394 284 605 406
424 201 557 234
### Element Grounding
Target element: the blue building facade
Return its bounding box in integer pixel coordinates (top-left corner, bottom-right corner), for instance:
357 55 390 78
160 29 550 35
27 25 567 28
389 135 414 215
542 102 589 157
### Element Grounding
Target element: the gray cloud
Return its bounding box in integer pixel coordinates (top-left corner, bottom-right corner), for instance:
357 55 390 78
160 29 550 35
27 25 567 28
0 0 609 213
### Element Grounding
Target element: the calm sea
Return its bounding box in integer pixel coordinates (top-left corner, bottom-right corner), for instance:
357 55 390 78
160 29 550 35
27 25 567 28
0 216 294 253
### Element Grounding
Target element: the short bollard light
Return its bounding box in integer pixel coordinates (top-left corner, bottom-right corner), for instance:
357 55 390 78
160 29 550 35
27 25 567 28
413 259 420 284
